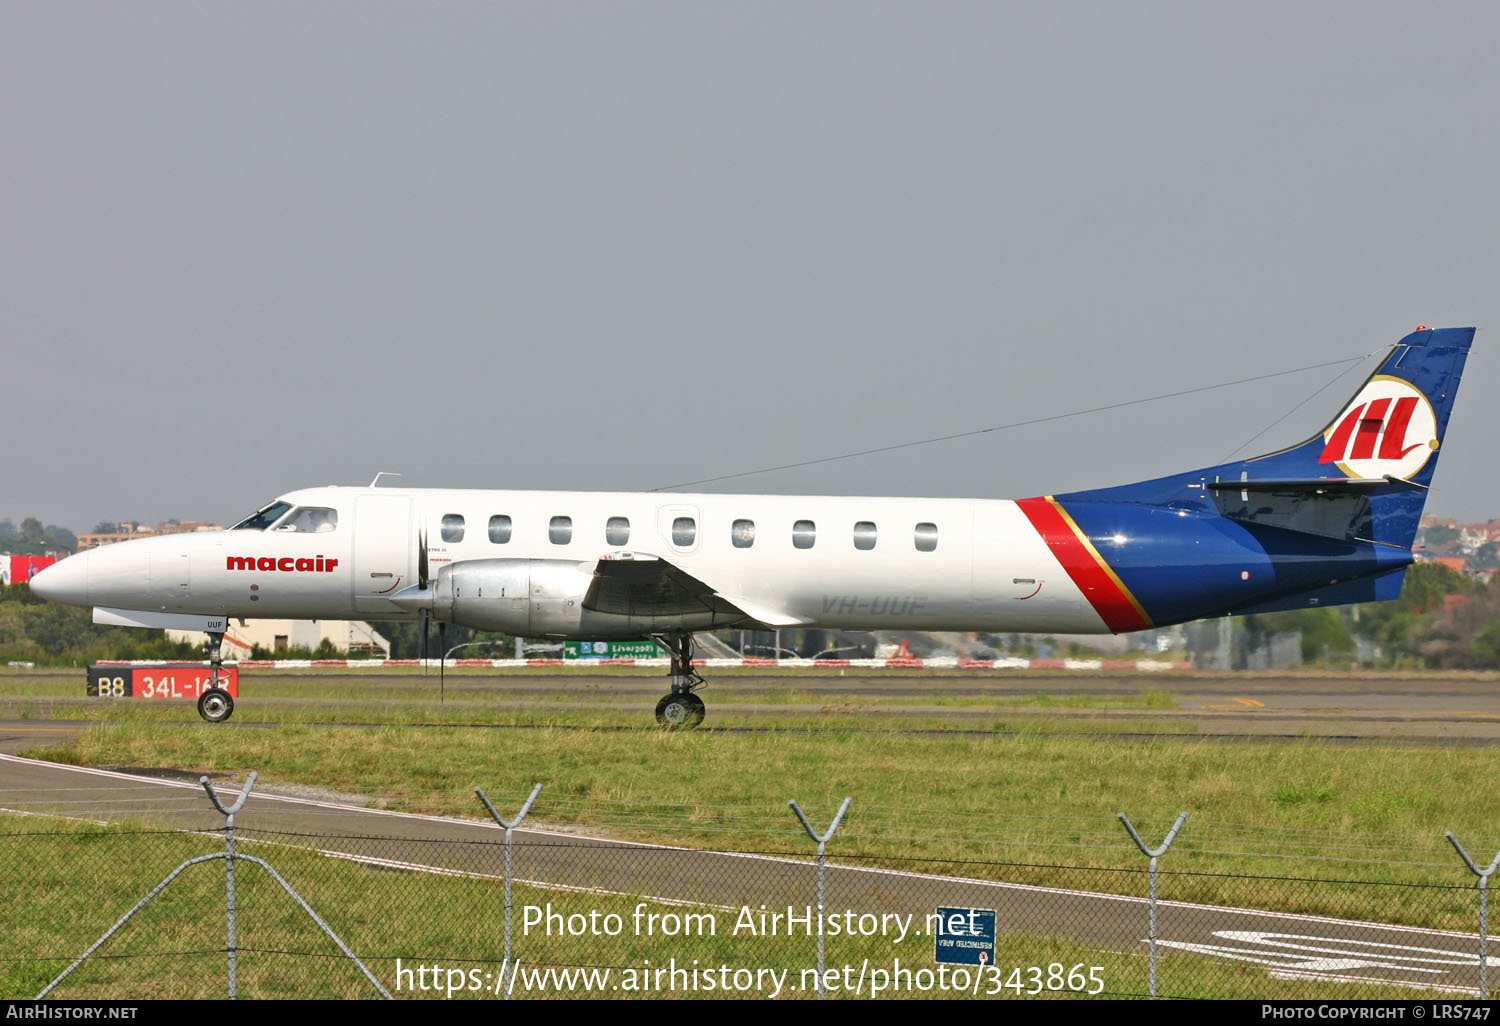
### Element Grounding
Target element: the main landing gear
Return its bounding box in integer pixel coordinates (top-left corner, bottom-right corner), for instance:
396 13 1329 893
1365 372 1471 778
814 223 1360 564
197 630 235 723
654 633 705 729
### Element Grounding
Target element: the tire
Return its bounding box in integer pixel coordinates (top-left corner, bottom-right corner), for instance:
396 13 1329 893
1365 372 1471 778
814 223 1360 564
198 688 234 723
654 692 705 729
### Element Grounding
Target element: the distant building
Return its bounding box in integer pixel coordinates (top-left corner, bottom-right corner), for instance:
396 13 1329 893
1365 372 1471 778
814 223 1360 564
76 521 220 551
1415 515 1500 577
167 619 391 659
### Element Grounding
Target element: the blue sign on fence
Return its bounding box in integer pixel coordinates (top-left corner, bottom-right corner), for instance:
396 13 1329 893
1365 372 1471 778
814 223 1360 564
933 906 997 966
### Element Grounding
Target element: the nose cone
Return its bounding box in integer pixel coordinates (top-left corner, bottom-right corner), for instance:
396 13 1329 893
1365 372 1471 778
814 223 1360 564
389 584 434 613
29 551 90 607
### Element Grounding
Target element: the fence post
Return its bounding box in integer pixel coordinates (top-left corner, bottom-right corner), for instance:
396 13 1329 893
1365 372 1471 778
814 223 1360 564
39 770 390 1000
198 772 257 1000
1446 832 1500 999
476 783 544 998
1118 810 1188 1000
789 796 852 1001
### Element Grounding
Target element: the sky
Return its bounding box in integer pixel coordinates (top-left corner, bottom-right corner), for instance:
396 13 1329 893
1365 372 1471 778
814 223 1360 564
4 3 1498 531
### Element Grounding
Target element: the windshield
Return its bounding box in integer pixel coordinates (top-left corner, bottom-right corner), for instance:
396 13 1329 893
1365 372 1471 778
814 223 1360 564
274 507 339 533
230 501 293 531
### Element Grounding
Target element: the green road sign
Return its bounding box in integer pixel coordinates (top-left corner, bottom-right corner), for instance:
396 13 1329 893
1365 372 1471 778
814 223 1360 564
563 640 662 659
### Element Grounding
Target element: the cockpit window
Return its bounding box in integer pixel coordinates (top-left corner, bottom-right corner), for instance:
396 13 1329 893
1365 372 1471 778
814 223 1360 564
274 507 339 533
231 501 293 531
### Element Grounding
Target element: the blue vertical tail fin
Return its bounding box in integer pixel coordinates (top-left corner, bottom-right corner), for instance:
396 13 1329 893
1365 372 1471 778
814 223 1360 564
1050 327 1474 627
1245 326 1471 490
1062 326 1473 552
1229 325 1473 550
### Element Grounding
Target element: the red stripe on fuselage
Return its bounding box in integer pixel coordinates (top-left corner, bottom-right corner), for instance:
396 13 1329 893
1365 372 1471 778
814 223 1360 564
1015 496 1154 633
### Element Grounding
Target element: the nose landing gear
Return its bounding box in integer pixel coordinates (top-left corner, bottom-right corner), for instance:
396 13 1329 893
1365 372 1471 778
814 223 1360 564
197 630 235 723
654 633 706 729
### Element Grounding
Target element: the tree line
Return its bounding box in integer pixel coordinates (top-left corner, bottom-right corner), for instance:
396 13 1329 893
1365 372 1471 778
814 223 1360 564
1240 562 1500 668
0 518 77 556
0 562 1496 669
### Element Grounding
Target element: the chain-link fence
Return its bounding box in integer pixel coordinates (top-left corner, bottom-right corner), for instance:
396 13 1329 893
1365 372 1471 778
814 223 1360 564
2 776 1497 1000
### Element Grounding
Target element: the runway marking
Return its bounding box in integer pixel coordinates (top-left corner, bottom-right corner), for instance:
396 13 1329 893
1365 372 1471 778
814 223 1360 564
1201 697 1265 709
1157 931 1489 995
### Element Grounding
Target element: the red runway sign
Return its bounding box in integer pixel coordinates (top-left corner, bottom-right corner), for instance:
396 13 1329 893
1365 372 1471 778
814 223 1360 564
87 664 239 699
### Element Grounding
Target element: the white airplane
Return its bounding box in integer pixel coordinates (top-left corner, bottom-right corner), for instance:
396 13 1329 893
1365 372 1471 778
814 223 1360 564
30 327 1473 727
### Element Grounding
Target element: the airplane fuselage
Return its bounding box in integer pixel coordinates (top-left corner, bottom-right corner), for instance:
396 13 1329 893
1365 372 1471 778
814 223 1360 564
27 327 1474 726
49 487 1157 636
36 473 1419 643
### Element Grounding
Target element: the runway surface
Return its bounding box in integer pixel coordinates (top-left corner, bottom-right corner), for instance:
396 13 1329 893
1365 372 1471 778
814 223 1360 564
6 670 1500 749
0 751 1489 996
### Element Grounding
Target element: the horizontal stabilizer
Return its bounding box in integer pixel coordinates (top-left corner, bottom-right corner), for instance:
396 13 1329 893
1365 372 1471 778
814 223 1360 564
1205 476 1426 495
1207 478 1423 544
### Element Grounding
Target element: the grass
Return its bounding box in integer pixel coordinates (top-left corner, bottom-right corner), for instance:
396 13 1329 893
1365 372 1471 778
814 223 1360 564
19 722 1500 915
0 814 1467 1001
7 668 1500 938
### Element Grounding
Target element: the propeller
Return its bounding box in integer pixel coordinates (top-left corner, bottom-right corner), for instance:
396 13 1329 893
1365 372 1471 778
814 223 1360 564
439 620 448 703
418 528 430 674
404 525 446 695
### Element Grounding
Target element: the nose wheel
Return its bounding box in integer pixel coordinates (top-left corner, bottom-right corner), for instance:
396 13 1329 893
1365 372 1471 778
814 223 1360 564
198 688 234 723
654 632 707 730
198 629 235 723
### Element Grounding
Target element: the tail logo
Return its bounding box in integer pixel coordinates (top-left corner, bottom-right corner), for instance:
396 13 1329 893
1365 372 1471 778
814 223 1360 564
1318 375 1438 480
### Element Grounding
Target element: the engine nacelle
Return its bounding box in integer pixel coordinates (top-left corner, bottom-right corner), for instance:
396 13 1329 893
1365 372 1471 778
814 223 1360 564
425 558 586 636
427 558 726 638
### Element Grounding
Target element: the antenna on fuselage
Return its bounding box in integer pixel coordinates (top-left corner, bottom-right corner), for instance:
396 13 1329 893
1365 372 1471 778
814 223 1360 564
369 471 402 487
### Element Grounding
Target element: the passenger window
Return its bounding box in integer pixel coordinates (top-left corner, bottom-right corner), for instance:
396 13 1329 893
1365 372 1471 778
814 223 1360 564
550 516 573 544
606 516 631 546
853 521 877 550
488 515 512 544
731 519 756 549
793 520 816 550
277 507 339 533
672 517 697 547
441 514 465 543
914 522 938 552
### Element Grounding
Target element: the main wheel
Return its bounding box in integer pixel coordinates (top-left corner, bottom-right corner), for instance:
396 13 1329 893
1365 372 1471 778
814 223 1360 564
198 688 234 723
654 692 705 729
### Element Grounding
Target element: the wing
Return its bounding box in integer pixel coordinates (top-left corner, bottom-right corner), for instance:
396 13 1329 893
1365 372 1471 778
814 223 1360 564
583 553 810 628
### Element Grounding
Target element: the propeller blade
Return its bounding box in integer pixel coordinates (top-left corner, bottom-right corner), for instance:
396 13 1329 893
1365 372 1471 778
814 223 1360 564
418 608 429 676
418 528 430 591
438 621 448 701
